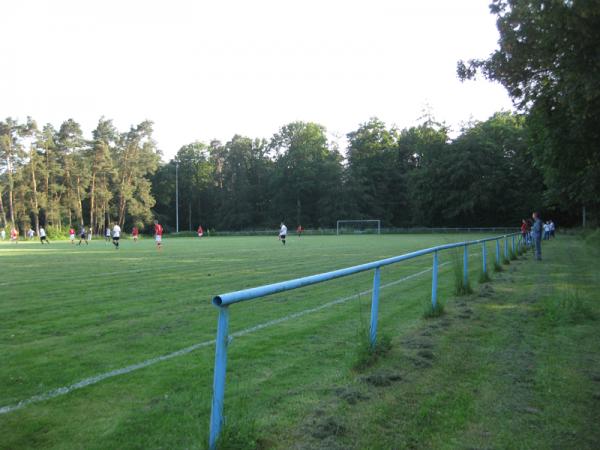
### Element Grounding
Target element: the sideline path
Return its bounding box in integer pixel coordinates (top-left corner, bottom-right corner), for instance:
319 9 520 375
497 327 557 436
287 236 600 449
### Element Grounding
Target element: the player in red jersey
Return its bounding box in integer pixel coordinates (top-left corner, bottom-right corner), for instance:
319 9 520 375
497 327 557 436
132 226 139 242
69 227 75 244
197 225 204 238
153 220 163 250
10 227 18 244
296 225 303 237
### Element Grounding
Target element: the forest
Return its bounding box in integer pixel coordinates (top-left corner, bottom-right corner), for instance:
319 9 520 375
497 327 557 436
1 0 598 234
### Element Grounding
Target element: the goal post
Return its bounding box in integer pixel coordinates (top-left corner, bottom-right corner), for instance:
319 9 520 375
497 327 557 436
336 220 381 235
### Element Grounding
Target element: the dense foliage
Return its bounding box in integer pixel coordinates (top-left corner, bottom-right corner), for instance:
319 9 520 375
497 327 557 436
0 112 557 234
458 0 600 221
151 114 544 232
0 117 160 234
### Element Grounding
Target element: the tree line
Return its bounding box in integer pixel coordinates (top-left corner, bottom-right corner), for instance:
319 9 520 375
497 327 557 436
151 112 549 232
0 117 160 235
1 112 548 235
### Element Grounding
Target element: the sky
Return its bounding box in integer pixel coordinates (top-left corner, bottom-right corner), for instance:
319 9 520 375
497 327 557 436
0 0 513 161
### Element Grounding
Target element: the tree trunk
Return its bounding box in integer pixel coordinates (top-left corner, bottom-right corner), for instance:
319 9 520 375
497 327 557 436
45 147 51 226
0 188 7 227
29 146 40 234
75 176 84 225
6 154 15 226
89 172 96 231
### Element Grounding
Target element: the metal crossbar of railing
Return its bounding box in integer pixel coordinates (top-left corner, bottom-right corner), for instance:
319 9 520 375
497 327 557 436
208 231 523 448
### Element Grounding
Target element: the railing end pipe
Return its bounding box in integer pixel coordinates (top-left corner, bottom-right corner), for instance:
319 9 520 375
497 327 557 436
213 296 224 307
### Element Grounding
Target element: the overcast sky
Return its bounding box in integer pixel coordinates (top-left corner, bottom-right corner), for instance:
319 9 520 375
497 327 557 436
1 0 512 160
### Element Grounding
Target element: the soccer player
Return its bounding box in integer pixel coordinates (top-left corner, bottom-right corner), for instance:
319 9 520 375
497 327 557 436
77 224 88 245
112 223 121 249
296 224 303 237
69 227 75 244
10 227 18 244
105 227 111 243
197 225 204 238
39 227 49 244
279 222 287 246
132 226 139 242
0 228 5 240
27 228 35 240
154 220 163 250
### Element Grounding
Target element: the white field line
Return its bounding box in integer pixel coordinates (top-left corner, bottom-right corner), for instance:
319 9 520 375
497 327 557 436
0 261 451 415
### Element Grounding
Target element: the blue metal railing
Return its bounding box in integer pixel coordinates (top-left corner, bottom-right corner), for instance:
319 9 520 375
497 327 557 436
208 232 523 448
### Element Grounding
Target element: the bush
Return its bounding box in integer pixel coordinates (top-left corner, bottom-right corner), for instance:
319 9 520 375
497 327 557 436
352 329 392 371
479 271 491 283
215 417 260 450
423 302 445 319
543 290 596 326
45 226 69 240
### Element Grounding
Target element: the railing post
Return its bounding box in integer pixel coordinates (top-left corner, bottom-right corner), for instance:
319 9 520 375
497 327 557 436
512 235 516 254
482 242 487 274
463 244 468 286
369 267 381 348
495 239 500 266
504 237 509 260
431 251 439 308
209 306 230 450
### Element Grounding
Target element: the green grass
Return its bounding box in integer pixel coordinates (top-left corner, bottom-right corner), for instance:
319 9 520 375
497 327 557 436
1 234 598 449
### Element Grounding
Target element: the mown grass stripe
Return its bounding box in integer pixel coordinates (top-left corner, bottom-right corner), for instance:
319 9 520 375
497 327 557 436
0 262 447 415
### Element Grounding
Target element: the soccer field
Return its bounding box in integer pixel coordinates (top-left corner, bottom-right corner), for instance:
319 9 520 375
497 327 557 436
0 233 506 449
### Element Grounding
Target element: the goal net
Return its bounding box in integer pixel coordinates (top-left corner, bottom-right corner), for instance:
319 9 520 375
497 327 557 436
336 220 381 235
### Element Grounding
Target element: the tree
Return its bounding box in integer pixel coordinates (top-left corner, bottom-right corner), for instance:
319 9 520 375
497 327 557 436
36 124 61 228
270 122 343 227
114 121 160 227
89 118 117 231
217 136 272 229
443 112 544 226
458 0 600 220
175 142 213 230
0 117 25 227
55 119 87 226
400 119 450 226
22 117 43 234
346 118 409 225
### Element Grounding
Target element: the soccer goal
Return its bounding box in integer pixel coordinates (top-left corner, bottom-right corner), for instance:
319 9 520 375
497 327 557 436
336 220 381 235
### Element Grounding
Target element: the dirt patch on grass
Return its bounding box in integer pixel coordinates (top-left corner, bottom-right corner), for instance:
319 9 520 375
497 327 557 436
401 338 433 349
361 372 402 387
334 387 370 404
310 416 346 439
409 356 433 369
417 349 435 360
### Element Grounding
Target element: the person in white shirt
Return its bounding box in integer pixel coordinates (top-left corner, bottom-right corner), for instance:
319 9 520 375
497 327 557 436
27 228 35 239
279 222 287 246
112 223 121 249
0 229 5 240
39 227 49 244
105 227 111 243
87 226 93 242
